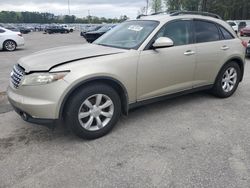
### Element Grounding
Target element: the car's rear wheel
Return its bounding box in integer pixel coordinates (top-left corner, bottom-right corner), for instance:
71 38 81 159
212 62 241 98
65 83 121 139
3 40 17 51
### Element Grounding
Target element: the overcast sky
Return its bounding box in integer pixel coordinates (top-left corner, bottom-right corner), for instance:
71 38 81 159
0 0 147 18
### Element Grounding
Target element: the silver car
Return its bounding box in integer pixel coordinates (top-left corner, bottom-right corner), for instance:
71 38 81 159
7 11 246 139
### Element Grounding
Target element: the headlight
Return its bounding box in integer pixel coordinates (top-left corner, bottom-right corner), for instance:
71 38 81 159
21 72 69 86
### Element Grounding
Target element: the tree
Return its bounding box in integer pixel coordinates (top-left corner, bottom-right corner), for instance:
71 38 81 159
164 0 183 11
151 0 162 13
0 11 129 24
163 0 250 20
182 0 200 11
138 6 147 16
201 0 208 11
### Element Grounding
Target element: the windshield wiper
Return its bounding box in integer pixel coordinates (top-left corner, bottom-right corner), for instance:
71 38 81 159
97 43 112 47
97 43 131 50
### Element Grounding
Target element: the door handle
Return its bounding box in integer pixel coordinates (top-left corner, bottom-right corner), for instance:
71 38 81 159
184 50 195 56
221 45 229 50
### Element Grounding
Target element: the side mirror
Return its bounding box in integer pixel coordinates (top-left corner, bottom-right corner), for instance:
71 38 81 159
153 37 174 48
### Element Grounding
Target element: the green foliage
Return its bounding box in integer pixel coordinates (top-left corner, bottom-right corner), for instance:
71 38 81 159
157 0 250 19
0 11 128 23
151 0 163 13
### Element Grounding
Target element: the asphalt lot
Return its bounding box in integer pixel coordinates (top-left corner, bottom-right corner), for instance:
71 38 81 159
0 32 250 187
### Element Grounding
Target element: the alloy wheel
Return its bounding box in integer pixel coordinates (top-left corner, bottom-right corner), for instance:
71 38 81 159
78 94 114 131
5 41 16 51
221 67 237 93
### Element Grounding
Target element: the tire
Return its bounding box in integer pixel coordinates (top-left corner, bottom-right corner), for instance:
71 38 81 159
65 83 121 139
212 61 241 98
3 40 17 51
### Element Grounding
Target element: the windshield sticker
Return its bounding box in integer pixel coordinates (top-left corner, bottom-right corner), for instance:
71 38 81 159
128 25 143 32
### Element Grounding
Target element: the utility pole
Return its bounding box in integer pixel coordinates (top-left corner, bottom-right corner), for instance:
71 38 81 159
88 10 91 24
68 0 71 15
146 0 149 15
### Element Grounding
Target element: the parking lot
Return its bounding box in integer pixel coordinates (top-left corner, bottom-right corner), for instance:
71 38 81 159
0 32 250 187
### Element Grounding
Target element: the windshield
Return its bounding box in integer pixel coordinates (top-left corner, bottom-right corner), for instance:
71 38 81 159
94 20 159 49
97 25 114 32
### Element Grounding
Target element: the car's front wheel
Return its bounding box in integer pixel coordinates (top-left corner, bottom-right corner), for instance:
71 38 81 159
212 62 241 98
65 83 121 139
3 40 17 51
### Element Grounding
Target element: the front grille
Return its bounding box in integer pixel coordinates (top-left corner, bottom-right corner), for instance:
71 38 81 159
10 64 25 88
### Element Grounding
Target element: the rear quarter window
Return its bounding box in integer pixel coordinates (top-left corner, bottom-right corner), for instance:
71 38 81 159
194 20 220 43
219 26 235 40
0 29 5 33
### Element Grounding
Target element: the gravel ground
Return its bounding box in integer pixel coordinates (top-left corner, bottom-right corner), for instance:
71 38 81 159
0 32 249 188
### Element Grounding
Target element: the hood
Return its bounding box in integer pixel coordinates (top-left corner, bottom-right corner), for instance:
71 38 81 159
86 31 106 35
18 44 126 73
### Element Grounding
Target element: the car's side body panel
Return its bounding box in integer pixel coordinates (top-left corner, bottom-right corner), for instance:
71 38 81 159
137 44 196 100
50 50 140 118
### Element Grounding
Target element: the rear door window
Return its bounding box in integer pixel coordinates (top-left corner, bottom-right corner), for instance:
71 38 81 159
219 26 234 40
194 20 220 43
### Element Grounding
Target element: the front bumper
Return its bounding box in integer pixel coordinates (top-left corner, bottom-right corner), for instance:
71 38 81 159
242 32 250 36
7 79 69 120
10 102 57 128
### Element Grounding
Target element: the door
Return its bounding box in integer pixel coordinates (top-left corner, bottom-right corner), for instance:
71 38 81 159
137 20 196 101
193 20 229 87
0 29 6 49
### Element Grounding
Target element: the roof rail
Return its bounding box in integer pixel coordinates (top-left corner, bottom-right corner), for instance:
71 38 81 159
136 14 146 19
170 11 222 19
137 11 175 19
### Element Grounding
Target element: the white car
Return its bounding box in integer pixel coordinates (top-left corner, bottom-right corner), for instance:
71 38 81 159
60 24 75 32
0 27 25 51
227 20 238 34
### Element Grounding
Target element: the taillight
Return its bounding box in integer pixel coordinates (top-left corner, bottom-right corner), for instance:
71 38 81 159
241 40 247 48
18 33 22 37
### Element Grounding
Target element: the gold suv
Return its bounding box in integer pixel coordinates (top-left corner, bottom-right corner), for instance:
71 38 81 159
8 12 246 139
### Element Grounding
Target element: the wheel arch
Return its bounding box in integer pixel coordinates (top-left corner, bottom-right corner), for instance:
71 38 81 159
59 76 129 119
216 57 245 83
3 39 17 49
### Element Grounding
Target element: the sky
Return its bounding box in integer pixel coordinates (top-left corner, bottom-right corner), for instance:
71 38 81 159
0 0 147 19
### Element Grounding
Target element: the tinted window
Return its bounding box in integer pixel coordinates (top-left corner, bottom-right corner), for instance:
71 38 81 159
239 22 246 27
194 20 220 43
228 22 236 26
0 29 5 33
156 20 192 46
220 26 234 40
